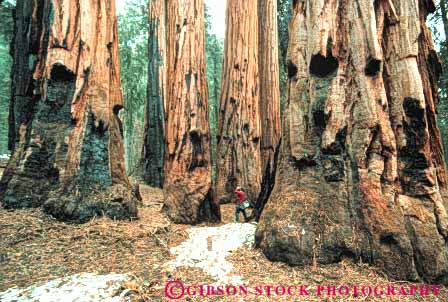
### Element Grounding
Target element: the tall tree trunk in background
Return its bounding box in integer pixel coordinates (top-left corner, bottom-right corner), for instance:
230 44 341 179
7 0 33 152
211 50 220 182
0 0 137 223
212 58 220 110
418 1 447 190
252 0 281 220
216 0 262 204
134 0 166 188
440 0 448 50
256 0 448 284
163 0 220 224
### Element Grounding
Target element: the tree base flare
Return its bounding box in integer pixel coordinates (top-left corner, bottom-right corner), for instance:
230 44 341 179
256 182 448 285
163 180 220 224
43 184 138 223
255 0 448 286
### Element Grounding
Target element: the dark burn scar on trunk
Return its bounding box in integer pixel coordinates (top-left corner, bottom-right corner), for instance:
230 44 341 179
287 60 298 79
50 63 75 82
113 104 124 116
309 53 339 78
365 57 382 77
188 129 206 171
399 97 433 194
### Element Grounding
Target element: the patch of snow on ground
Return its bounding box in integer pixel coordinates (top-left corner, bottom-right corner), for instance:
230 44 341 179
165 222 257 284
0 272 131 302
0 154 10 160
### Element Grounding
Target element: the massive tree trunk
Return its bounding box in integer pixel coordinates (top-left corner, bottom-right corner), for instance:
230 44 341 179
252 0 282 220
0 0 137 223
216 0 262 204
163 0 220 224
256 0 448 284
134 0 166 188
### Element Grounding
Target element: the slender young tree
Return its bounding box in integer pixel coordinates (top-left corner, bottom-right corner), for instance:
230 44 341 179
252 0 281 220
216 0 262 204
163 0 220 223
256 0 448 284
1 0 137 222
134 0 166 188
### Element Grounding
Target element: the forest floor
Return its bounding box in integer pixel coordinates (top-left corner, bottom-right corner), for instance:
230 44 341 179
0 185 447 301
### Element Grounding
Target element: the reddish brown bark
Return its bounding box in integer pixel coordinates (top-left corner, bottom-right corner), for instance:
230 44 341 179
416 1 447 189
163 0 220 224
257 0 448 284
216 0 262 204
252 0 282 220
1 0 137 222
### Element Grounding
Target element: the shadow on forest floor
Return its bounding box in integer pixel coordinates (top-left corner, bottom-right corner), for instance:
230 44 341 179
0 185 447 301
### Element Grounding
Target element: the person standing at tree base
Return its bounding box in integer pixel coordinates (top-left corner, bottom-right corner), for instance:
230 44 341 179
234 187 249 223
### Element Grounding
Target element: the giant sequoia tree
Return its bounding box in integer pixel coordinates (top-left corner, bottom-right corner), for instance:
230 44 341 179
0 0 137 222
134 0 166 188
252 0 281 220
256 0 448 284
163 0 220 224
216 0 262 204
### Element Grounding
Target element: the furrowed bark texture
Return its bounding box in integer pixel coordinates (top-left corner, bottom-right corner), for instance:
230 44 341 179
134 0 166 188
163 0 220 224
216 0 262 204
252 0 282 220
256 0 448 284
0 0 137 223
7 0 34 152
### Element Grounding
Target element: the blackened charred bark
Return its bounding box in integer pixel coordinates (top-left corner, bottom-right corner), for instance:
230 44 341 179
7 0 35 152
251 138 281 221
250 0 282 221
256 0 448 284
133 0 166 188
2 0 49 207
1 0 138 223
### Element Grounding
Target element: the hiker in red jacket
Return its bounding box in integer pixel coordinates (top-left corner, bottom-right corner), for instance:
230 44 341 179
234 187 249 223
